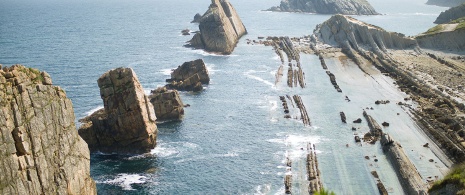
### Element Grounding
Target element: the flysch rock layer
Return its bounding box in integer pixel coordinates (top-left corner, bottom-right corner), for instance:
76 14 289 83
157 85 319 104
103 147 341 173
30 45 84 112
149 87 184 121
187 0 247 54
165 59 210 92
267 0 379 15
0 65 96 195
78 67 157 154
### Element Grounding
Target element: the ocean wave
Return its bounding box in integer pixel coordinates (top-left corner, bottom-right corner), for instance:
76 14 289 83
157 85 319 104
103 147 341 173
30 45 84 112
85 106 104 116
99 174 147 190
159 68 173 76
150 144 179 158
244 70 275 88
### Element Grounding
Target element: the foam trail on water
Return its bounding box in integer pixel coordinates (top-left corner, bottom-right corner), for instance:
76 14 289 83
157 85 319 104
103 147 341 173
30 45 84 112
100 174 147 190
244 70 275 88
85 106 104 116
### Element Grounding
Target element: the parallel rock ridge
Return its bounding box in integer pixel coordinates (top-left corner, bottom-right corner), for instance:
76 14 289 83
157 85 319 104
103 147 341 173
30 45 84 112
187 0 247 54
434 3 465 24
311 15 418 56
78 67 157 154
0 65 96 195
267 0 379 15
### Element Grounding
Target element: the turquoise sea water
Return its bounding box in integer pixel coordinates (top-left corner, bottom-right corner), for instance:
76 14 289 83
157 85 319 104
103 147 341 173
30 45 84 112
0 0 450 194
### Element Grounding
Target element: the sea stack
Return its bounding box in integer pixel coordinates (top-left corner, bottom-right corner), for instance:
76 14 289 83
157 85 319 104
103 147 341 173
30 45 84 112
267 0 379 15
165 59 210 92
78 67 157 154
149 87 185 121
186 0 247 54
0 65 96 194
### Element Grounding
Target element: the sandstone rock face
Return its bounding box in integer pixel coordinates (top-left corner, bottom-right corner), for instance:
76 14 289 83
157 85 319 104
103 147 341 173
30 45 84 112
434 3 465 24
78 67 157 154
0 65 96 195
165 59 210 92
186 0 247 54
267 0 379 15
416 28 465 51
426 0 465 7
312 15 418 56
149 87 184 121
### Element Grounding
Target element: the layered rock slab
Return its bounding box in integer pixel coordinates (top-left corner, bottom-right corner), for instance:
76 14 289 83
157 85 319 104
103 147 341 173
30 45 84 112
165 59 210 92
0 65 96 195
149 87 184 121
78 67 157 154
187 0 247 54
267 0 379 15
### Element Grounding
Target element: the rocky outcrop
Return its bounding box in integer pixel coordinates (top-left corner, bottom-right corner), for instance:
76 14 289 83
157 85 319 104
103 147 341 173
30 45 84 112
312 15 418 57
267 0 379 15
78 67 157 154
434 3 465 23
416 28 465 52
166 59 210 92
0 65 96 195
426 0 465 7
149 87 184 121
186 0 247 54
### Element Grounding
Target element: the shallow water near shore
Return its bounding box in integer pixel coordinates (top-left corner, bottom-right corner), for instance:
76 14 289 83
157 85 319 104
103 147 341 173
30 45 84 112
0 0 451 194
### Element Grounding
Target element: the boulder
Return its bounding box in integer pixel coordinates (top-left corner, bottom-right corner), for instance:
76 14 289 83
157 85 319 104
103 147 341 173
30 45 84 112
0 65 97 195
78 67 158 154
267 0 379 15
149 87 185 120
186 0 247 54
353 118 362 123
165 59 210 92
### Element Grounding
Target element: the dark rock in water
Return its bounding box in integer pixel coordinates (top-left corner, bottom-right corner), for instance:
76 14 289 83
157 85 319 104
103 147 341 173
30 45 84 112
423 143 429 148
382 122 390 127
181 29 190 35
266 0 379 15
353 118 362 123
340 111 347 123
355 135 361 142
165 59 210 92
191 13 202 23
186 0 247 54
78 67 158 154
149 87 185 121
0 65 97 194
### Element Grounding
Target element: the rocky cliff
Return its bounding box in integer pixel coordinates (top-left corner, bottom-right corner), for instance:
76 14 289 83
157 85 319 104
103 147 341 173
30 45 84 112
186 0 247 54
434 3 465 23
267 0 379 15
417 17 465 51
311 15 417 56
426 0 465 7
149 87 184 121
0 65 96 194
78 67 157 154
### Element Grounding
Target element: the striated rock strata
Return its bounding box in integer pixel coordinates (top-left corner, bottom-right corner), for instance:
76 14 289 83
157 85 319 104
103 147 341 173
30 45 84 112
267 0 379 15
149 87 184 121
186 0 247 54
0 65 96 194
434 3 465 24
166 59 210 92
78 67 157 154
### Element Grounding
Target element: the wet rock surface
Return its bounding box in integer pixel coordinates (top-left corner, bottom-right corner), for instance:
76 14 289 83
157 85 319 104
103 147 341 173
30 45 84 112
78 67 157 154
0 65 96 195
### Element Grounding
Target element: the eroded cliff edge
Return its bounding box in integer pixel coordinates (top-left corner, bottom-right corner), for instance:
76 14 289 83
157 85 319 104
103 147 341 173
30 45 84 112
186 0 247 55
434 3 465 24
267 0 379 15
0 65 96 195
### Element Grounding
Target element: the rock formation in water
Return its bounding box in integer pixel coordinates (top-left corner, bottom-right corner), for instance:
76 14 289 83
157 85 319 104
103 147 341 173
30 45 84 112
186 0 247 54
78 67 157 154
434 3 465 24
0 65 96 194
311 15 418 57
149 87 184 121
191 13 202 23
165 59 210 92
426 0 465 7
266 0 379 15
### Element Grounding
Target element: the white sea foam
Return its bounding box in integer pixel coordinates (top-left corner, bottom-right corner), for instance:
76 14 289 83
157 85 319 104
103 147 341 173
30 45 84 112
150 145 178 158
85 106 104 116
159 68 173 76
254 184 271 195
269 100 278 111
244 70 275 88
100 174 147 190
222 151 239 157
205 63 217 75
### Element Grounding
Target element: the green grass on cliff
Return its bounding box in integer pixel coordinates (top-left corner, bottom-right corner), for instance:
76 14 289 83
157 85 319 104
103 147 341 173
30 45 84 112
429 163 465 193
450 17 465 30
424 24 444 35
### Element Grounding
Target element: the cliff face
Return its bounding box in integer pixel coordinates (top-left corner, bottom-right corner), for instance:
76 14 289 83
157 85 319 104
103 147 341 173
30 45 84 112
416 28 465 51
312 15 417 55
426 0 465 7
0 65 96 195
187 0 247 54
434 3 465 24
267 0 379 15
78 67 157 154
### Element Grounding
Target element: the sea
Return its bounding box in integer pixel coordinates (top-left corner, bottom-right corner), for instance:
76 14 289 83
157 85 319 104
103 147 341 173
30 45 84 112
0 0 451 194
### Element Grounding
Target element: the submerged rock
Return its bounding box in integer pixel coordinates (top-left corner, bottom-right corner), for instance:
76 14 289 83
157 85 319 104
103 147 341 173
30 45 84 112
149 87 184 121
78 67 157 154
186 0 247 54
165 59 210 92
0 65 96 194
267 0 379 15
